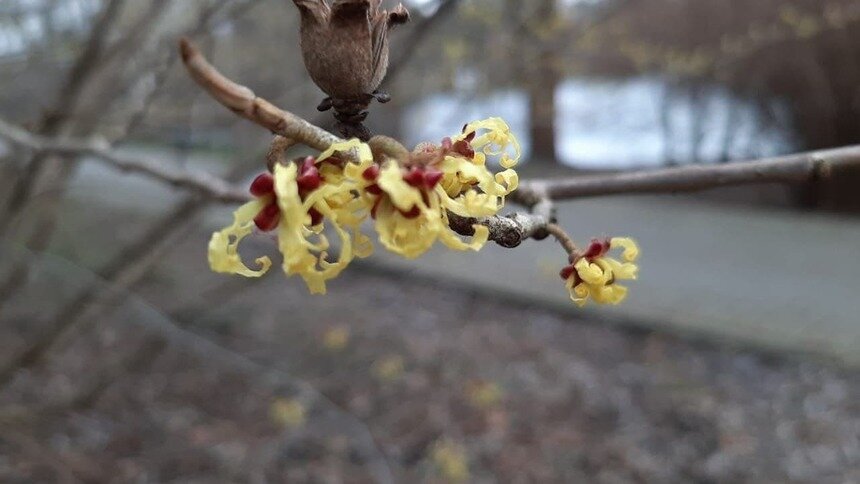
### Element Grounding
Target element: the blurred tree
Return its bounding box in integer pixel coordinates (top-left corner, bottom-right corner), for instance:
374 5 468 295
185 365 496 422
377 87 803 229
574 0 860 209
520 0 562 166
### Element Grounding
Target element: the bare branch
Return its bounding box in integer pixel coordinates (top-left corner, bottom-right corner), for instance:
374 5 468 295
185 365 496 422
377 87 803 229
546 223 578 258
447 212 550 249
0 118 248 204
523 146 860 201
179 38 342 153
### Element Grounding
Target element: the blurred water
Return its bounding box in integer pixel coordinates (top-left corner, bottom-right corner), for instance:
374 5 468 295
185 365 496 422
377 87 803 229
404 76 795 169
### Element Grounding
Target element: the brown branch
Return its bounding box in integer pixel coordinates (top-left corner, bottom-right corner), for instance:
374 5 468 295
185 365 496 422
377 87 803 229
179 38 342 153
0 118 248 204
522 145 860 201
447 211 551 249
546 223 578 258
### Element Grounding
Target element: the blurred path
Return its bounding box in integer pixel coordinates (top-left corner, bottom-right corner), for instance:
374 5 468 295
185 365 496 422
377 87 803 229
369 196 860 366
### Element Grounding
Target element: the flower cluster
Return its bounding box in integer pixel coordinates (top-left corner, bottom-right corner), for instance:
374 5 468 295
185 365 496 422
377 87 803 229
208 118 520 294
560 237 640 307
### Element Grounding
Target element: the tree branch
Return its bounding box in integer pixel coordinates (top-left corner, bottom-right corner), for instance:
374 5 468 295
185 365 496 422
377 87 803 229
522 146 860 201
179 38 342 153
0 118 248 204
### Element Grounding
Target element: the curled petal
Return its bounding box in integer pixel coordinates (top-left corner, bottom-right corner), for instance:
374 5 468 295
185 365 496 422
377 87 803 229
592 284 628 305
308 201 354 291
436 185 498 218
611 237 640 262
575 258 610 286
374 198 438 258
460 117 521 168
274 163 354 294
495 169 519 194
603 257 638 280
208 198 273 277
565 278 590 307
352 229 374 258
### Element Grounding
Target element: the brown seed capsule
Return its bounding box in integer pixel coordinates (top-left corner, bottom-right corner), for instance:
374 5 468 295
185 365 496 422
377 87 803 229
292 1 409 139
292 0 409 101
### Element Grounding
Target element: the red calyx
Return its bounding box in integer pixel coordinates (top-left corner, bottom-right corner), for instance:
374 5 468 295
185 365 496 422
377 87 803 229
403 167 425 188
296 156 321 192
250 173 275 197
362 164 380 181
403 167 444 190
254 202 281 232
452 140 475 159
461 125 476 142
559 265 576 281
366 184 383 195
424 168 443 189
399 205 421 219
582 238 611 261
370 197 382 220
308 207 324 226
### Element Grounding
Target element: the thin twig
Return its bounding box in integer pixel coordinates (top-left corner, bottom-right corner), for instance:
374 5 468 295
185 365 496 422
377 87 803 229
546 223 578 258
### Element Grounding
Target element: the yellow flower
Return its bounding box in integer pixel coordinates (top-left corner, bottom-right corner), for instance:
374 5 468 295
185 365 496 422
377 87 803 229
353 117 520 259
437 117 520 217
209 119 521 289
270 398 306 429
561 237 640 307
431 440 470 482
207 140 373 294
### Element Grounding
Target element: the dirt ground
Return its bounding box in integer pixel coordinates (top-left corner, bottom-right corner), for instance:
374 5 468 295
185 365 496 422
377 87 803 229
0 230 859 483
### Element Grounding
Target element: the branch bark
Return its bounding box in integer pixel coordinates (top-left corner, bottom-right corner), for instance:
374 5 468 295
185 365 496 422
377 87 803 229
179 38 342 153
0 118 248 203
522 145 859 200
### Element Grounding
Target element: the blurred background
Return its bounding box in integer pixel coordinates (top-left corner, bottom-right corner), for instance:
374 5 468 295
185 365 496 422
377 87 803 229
1 0 859 482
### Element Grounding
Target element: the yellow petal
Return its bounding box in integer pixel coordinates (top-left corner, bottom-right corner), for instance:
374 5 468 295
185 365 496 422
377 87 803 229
565 277 590 307
435 185 498 218
592 284 628 305
574 258 610 286
374 198 438 259
274 163 354 295
610 237 640 262
460 117 521 168
318 138 373 172
603 257 639 280
439 217 489 252
208 198 272 277
377 161 425 212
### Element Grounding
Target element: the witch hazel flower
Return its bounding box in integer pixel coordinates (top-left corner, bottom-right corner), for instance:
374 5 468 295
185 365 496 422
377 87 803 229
208 140 373 294
560 237 640 307
348 117 521 259
208 118 521 293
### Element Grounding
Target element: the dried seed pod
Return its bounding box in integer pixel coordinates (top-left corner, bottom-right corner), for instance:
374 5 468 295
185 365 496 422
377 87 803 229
292 0 409 140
